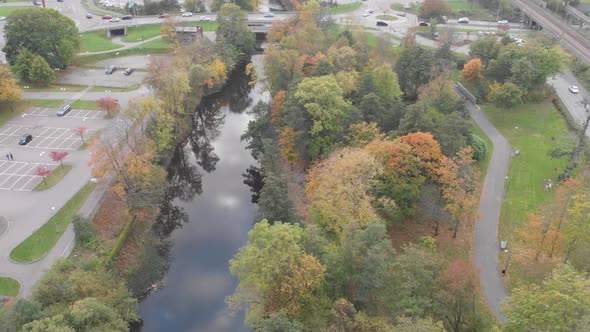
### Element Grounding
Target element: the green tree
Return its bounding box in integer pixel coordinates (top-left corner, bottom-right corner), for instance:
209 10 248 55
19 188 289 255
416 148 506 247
294 75 350 159
394 316 445 331
503 264 590 331
216 4 255 65
395 46 434 100
21 315 74 332
3 8 79 68
487 82 523 109
70 298 128 332
15 50 56 86
470 133 487 161
183 0 205 12
469 37 501 65
255 310 304 332
372 63 403 105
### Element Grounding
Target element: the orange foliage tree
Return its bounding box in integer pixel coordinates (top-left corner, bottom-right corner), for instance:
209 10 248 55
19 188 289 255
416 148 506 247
279 126 299 166
461 58 484 82
271 90 286 124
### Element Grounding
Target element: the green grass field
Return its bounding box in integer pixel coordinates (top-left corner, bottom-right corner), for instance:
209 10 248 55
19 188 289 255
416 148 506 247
77 38 173 65
34 165 72 191
0 277 20 297
328 2 362 14
80 31 123 53
122 22 218 42
10 183 95 263
482 103 576 239
28 99 67 108
444 0 481 11
71 100 100 109
0 6 28 17
375 15 398 21
90 84 140 92
21 84 87 92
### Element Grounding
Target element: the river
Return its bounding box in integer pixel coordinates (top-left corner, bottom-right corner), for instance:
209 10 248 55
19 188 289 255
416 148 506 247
138 55 268 331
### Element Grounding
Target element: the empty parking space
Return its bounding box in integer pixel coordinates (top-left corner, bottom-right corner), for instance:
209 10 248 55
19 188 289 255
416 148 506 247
0 125 88 150
0 160 58 191
26 107 106 119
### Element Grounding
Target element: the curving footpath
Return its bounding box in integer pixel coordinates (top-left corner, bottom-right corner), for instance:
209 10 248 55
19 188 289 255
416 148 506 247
464 97 510 322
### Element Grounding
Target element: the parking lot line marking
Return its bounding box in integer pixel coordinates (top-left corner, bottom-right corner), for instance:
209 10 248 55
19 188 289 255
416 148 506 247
15 175 40 191
9 175 36 191
0 162 30 187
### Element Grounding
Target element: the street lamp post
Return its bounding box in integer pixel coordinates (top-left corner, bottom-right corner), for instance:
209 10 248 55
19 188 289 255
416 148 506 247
502 249 512 276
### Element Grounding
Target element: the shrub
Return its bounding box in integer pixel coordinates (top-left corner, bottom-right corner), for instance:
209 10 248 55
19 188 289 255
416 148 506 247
471 134 487 161
73 216 96 246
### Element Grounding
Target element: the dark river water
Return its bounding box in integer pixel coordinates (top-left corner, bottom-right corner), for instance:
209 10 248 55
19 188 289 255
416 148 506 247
138 55 267 332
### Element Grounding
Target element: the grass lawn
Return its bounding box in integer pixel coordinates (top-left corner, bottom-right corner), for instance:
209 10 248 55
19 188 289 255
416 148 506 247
71 100 99 109
472 122 493 179
90 84 140 92
0 101 28 127
21 84 87 92
77 38 173 65
122 24 163 42
375 15 398 21
28 99 67 108
34 165 72 191
444 0 481 11
0 277 20 297
10 183 95 263
80 31 123 53
0 6 28 17
328 2 362 14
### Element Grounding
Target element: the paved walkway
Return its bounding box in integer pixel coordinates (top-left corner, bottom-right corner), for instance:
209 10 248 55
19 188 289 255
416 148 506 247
465 99 510 322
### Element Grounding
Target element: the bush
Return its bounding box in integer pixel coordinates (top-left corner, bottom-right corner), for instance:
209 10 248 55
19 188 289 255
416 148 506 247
471 133 487 161
73 216 96 246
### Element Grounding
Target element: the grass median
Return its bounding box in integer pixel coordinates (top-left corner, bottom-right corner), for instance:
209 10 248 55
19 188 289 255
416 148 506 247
328 3 362 14
80 31 123 53
0 277 21 297
10 183 95 263
34 165 73 191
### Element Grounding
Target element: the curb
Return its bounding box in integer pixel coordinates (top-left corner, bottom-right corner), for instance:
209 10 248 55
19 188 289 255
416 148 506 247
8 251 49 265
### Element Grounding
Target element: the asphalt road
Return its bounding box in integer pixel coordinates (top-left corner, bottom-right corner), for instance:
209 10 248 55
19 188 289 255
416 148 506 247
550 69 590 131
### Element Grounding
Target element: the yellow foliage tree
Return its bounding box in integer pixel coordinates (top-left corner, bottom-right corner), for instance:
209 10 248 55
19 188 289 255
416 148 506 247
461 58 484 81
279 126 299 166
207 58 227 88
0 65 23 112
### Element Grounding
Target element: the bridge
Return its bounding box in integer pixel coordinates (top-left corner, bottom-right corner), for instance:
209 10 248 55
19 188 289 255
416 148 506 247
512 0 590 63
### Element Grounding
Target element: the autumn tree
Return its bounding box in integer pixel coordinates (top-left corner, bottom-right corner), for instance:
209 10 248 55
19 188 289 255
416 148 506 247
206 57 227 88
36 166 51 185
345 122 381 147
278 127 299 166
0 65 23 112
294 75 350 159
271 90 286 125
461 58 484 81
228 221 325 326
160 15 178 43
96 97 119 116
50 151 69 167
216 4 255 65
72 127 88 144
306 148 383 237
419 0 450 20
503 264 590 331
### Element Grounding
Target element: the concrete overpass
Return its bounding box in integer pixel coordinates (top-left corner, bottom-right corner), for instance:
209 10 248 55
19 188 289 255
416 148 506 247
512 0 590 63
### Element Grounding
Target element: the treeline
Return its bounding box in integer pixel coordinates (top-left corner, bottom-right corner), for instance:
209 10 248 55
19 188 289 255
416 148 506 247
0 4 256 331
233 1 494 330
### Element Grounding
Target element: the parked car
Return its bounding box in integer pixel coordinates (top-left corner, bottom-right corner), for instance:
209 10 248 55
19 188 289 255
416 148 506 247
159 13 169 18
264 12 274 17
362 12 370 17
110 17 121 22
418 21 429 26
199 15 210 21
86 14 92 19
367 8 374 13
433 32 440 38
569 85 579 94
458 17 469 23
121 15 133 20
56 104 72 116
102 15 112 20
182 12 193 17
124 68 135 76
105 65 117 74
396 12 406 17
32 1 41 6
18 134 33 146
376 21 388 27
498 19 508 24
57 0 64 2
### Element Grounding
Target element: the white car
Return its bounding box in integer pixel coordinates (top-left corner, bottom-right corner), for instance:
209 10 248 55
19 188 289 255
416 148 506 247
498 20 508 24
182 12 193 17
367 8 374 13
199 16 210 21
569 85 579 94
458 17 469 23
362 12 370 17
109 17 121 22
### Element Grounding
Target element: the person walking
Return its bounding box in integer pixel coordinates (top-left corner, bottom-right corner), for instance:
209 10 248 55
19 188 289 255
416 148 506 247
9 153 13 160
5 153 8 161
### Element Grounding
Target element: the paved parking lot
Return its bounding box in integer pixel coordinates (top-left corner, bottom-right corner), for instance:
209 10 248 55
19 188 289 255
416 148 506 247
26 107 106 120
0 161 58 191
57 67 146 88
0 126 87 151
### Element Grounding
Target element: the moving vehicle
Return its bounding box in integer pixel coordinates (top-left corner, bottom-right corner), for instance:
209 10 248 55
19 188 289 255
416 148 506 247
102 15 112 20
458 17 469 23
56 104 72 116
396 12 406 17
86 14 92 19
498 20 508 24
159 13 169 18
199 15 210 21
110 17 121 22
122 15 133 20
569 85 579 94
367 8 374 13
362 12 370 17
182 12 193 17
124 68 135 76
376 21 388 27
105 65 117 74
264 12 274 17
418 21 429 26
19 134 33 146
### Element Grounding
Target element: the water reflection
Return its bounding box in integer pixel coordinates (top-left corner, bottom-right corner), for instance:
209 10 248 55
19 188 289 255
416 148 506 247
139 56 266 332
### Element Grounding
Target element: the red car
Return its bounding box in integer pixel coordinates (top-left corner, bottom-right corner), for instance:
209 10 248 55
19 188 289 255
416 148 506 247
159 13 169 18
418 21 429 26
102 15 112 20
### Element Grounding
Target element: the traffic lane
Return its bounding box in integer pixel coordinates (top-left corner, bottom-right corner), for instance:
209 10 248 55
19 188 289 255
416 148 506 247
550 71 590 127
